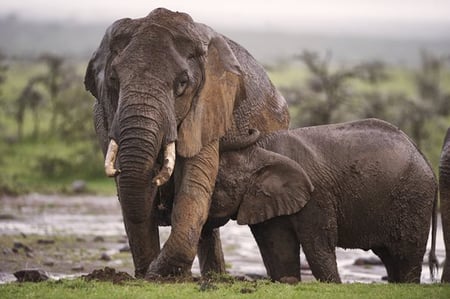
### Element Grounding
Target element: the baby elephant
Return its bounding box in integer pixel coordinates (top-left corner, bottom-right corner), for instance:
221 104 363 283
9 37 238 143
211 118 437 283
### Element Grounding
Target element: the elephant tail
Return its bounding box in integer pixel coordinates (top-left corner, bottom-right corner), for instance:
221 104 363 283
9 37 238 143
429 187 439 281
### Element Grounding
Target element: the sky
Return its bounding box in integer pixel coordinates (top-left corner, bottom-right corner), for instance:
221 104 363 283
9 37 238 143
2 0 450 36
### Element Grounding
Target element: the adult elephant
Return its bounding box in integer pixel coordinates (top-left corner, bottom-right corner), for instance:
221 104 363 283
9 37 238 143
84 8 289 278
212 119 438 283
440 128 450 282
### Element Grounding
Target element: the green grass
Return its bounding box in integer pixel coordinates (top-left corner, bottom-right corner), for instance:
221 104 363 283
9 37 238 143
0 136 114 195
0 279 449 299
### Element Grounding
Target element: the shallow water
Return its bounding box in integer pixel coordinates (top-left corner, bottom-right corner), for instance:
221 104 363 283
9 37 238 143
0 194 445 283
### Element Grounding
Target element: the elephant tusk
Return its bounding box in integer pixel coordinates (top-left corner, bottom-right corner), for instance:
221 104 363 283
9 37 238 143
152 142 176 186
104 139 121 177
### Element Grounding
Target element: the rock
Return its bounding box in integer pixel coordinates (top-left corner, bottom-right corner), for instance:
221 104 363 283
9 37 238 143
100 253 112 261
37 239 55 245
14 269 49 282
71 265 85 271
71 180 87 193
3 248 13 255
353 257 383 266
0 214 16 220
300 261 310 270
13 241 32 252
118 236 128 243
93 236 105 242
43 260 55 267
119 244 130 252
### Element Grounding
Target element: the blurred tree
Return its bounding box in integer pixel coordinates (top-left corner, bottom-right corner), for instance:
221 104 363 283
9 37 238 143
56 79 97 142
415 50 450 117
0 51 6 88
286 51 390 127
39 53 77 133
391 50 450 149
0 50 8 134
15 76 45 140
295 50 358 125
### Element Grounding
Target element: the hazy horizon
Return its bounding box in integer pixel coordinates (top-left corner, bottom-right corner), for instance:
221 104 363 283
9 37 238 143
2 0 450 39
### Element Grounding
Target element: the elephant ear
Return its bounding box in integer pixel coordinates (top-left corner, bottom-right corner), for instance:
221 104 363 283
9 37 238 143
177 36 241 157
84 18 136 154
237 147 314 225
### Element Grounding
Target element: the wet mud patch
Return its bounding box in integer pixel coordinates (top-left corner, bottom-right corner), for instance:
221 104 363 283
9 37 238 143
82 267 134 284
0 194 445 283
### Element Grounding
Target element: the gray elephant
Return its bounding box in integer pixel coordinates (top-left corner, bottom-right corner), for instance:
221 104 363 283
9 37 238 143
208 118 437 283
440 128 450 282
84 8 290 278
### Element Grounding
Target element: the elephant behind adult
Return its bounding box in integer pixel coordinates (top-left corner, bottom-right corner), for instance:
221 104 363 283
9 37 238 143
84 8 289 278
210 119 437 283
440 128 450 282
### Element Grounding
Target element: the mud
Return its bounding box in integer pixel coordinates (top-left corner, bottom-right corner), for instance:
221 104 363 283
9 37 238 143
82 267 134 284
0 194 445 284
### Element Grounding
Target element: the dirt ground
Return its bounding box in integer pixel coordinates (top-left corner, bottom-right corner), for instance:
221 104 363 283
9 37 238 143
0 194 445 283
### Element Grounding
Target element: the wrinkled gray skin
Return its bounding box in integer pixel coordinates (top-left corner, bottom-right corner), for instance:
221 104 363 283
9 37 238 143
440 128 450 282
84 8 289 278
210 119 437 283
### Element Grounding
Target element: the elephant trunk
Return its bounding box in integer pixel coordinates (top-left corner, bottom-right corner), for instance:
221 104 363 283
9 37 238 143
113 90 176 277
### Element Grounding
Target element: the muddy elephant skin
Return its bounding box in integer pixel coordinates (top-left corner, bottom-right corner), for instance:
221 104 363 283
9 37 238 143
84 8 289 278
211 118 437 283
440 128 450 282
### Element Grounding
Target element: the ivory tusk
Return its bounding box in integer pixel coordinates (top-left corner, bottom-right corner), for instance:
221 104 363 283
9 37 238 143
104 139 120 177
153 142 176 186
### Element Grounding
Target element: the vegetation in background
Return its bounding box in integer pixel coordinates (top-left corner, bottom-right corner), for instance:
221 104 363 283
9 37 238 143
272 50 450 169
0 49 449 195
0 53 108 195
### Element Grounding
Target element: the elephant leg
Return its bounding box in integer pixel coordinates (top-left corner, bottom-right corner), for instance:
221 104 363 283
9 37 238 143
147 141 219 277
198 228 226 276
296 202 340 283
372 247 396 282
396 260 422 283
441 158 450 282
250 217 301 282
373 247 422 283
300 240 340 283
441 194 450 282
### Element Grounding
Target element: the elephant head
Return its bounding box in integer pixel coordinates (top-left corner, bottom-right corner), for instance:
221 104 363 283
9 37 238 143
85 8 241 166
212 145 314 225
84 8 244 276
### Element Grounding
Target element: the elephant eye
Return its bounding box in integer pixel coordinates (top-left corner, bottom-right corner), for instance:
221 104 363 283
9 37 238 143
174 72 189 97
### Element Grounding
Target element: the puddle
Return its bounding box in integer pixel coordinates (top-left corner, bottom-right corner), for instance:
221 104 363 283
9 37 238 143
0 194 445 283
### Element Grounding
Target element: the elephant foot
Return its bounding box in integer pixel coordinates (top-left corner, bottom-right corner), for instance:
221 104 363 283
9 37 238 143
279 276 299 284
145 255 192 279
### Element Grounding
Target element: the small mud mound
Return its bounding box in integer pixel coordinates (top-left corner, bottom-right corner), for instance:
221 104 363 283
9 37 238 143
82 267 134 284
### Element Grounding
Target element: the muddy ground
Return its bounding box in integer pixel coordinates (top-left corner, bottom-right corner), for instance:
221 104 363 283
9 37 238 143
0 194 445 283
